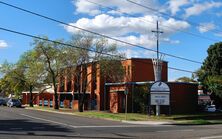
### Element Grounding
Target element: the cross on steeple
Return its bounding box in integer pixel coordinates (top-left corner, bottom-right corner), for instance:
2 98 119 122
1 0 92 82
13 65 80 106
152 20 163 60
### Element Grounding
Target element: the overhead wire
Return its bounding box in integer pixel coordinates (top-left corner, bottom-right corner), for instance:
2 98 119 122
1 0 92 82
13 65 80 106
126 0 222 35
0 27 119 58
0 0 203 65
0 26 196 74
85 0 219 43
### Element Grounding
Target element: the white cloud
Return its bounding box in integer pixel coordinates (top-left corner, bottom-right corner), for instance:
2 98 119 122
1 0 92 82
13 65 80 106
64 0 193 58
116 35 156 48
0 40 8 48
184 1 222 18
162 38 180 44
167 0 190 15
120 49 155 59
73 0 158 16
161 18 190 35
197 22 216 33
74 0 101 16
64 14 189 49
214 32 222 37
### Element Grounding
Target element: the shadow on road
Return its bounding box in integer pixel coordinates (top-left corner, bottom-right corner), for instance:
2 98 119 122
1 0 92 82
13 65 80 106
0 119 71 132
0 119 135 138
0 132 134 139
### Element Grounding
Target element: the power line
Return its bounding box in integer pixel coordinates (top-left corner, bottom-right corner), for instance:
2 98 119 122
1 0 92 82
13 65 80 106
135 60 196 74
126 0 222 35
0 0 202 65
168 67 195 74
85 0 219 43
0 26 195 74
0 27 119 58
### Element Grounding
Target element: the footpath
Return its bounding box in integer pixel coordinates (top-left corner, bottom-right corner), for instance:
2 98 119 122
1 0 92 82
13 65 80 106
25 106 174 125
122 120 173 125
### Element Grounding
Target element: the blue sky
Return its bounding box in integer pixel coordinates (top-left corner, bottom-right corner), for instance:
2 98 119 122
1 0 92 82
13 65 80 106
0 0 222 81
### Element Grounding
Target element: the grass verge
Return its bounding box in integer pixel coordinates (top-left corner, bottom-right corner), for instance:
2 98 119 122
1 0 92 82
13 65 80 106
26 106 222 125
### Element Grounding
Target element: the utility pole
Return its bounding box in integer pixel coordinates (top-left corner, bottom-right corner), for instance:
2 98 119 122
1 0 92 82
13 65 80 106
152 20 163 60
151 20 163 116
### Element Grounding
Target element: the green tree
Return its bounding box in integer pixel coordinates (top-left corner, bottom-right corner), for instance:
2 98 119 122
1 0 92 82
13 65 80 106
133 84 149 113
32 37 67 109
0 54 45 106
175 76 196 82
16 50 45 107
205 76 222 97
196 42 222 107
66 33 125 112
0 61 25 97
202 42 222 75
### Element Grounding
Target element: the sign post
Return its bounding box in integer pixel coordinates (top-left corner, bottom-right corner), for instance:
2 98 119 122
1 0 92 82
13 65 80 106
151 20 165 116
124 90 128 120
150 81 170 116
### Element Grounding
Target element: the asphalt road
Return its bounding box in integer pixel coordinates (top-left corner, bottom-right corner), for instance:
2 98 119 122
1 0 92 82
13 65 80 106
1 107 222 139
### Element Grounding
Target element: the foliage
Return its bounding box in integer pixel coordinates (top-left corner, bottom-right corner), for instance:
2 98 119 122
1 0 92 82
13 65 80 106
32 37 68 109
193 68 207 82
133 84 150 114
202 42 222 75
0 51 46 104
0 33 125 111
175 76 196 82
17 50 45 86
195 42 222 107
0 61 26 98
205 76 222 98
16 50 46 106
99 58 125 82
65 33 125 112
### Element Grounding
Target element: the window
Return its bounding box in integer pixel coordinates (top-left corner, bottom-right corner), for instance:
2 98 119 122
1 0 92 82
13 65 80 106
127 65 130 76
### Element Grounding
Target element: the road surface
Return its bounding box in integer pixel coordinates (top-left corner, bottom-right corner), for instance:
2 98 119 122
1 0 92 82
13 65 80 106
0 107 222 139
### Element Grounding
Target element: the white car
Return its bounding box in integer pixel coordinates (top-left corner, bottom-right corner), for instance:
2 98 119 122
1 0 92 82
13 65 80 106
205 105 216 112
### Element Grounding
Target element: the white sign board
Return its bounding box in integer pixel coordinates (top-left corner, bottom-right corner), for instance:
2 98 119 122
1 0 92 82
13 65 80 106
151 94 170 105
150 82 170 92
150 81 170 106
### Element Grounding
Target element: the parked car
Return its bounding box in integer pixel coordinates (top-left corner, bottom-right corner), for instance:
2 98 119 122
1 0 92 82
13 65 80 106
7 99 22 107
205 105 216 112
0 98 7 106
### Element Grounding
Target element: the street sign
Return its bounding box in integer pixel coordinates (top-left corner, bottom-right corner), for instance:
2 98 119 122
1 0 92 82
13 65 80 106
150 94 170 105
150 81 170 106
150 82 170 92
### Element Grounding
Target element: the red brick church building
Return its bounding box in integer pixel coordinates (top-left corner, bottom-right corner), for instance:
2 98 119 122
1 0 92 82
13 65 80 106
22 58 198 114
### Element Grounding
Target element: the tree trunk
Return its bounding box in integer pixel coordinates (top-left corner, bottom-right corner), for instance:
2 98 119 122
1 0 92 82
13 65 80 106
78 83 84 112
79 84 87 112
53 76 59 110
29 85 33 107
54 92 59 109
78 94 84 112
